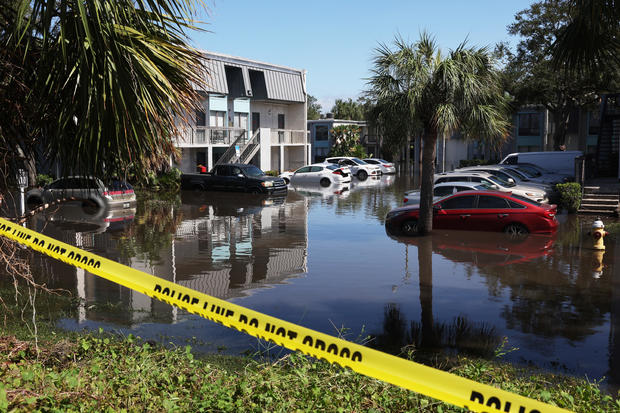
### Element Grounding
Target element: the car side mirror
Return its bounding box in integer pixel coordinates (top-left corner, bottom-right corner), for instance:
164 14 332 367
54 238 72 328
237 174 244 178
492 184 499 190
508 178 515 184
433 204 442 212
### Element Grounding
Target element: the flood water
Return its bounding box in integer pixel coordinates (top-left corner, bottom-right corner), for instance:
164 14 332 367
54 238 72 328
18 174 620 389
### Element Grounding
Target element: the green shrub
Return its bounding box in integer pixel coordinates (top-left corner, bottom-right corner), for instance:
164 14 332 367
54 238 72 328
157 167 182 190
264 170 279 177
555 182 582 213
36 174 54 187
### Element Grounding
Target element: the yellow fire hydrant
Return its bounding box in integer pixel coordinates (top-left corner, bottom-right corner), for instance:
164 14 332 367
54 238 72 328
589 218 608 250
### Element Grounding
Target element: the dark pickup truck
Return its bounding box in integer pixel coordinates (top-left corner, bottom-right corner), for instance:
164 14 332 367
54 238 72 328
181 164 287 195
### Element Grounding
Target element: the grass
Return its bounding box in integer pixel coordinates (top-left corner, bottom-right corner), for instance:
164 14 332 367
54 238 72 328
0 288 619 412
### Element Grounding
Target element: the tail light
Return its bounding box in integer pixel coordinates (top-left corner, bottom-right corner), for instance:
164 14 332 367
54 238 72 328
403 198 408 203
333 169 343 176
385 164 393 167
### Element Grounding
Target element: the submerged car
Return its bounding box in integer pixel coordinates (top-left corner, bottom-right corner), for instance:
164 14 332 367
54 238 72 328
26 176 136 210
385 190 558 236
323 157 381 180
279 163 351 186
362 158 396 174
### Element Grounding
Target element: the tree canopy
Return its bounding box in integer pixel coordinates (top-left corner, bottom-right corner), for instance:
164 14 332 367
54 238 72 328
331 98 366 121
499 0 619 149
0 0 207 188
307 95 322 120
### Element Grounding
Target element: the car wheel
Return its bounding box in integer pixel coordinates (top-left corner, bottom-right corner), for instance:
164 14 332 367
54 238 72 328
503 223 529 237
401 219 419 236
357 170 368 181
319 178 331 187
283 177 290 184
82 199 101 215
26 197 43 209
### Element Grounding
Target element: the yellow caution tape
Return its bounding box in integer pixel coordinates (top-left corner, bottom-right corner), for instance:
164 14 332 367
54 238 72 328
0 217 571 413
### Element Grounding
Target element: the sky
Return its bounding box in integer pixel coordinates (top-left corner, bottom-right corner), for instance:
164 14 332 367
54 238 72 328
190 0 534 112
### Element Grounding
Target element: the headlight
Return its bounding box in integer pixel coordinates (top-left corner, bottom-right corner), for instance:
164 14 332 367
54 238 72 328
261 181 274 188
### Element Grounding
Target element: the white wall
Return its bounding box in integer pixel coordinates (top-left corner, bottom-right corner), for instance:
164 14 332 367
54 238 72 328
251 102 306 130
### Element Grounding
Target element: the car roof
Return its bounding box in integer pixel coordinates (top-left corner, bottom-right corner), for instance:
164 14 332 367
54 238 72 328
436 171 494 177
434 181 482 187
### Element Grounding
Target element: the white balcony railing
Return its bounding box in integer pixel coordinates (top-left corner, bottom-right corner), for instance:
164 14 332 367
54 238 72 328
270 129 308 144
177 127 248 146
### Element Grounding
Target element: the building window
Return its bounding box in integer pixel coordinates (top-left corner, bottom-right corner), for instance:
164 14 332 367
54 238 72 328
517 145 541 152
518 113 541 136
210 111 225 127
588 110 600 135
234 112 248 130
315 125 328 141
196 110 206 127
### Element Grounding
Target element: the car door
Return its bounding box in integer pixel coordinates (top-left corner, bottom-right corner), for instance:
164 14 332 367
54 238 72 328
433 194 477 230
291 166 312 183
469 194 511 231
309 166 325 183
230 166 246 191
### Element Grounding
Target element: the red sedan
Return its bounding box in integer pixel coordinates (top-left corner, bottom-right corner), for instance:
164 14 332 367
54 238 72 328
385 190 558 236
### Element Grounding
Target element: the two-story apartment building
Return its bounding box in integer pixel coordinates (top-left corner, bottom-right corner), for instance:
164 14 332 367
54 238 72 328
307 117 380 162
174 51 311 173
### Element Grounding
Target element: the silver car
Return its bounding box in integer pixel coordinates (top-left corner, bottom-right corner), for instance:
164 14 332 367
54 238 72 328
434 171 549 203
26 176 136 210
403 181 494 205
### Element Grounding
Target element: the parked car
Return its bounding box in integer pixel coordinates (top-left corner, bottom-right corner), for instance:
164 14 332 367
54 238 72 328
506 163 571 185
499 151 582 177
403 181 494 205
362 158 396 174
279 163 351 186
323 157 381 180
455 165 552 191
26 176 136 210
385 190 558 236
434 171 549 203
181 164 287 195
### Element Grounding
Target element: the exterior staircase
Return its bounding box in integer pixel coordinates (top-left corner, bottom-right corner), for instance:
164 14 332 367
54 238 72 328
578 186 620 216
595 93 620 177
213 129 261 167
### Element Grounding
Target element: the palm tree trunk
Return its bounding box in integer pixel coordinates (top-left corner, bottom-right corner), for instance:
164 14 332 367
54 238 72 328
418 131 437 234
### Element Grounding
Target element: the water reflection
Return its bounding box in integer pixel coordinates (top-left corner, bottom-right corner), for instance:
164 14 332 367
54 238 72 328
14 174 620 389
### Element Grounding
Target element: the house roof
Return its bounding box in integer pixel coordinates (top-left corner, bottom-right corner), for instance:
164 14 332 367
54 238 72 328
199 51 306 103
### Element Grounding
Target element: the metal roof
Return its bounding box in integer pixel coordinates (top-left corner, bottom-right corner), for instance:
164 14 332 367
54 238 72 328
200 51 305 102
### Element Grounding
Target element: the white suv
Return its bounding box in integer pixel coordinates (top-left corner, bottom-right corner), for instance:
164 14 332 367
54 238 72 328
323 157 381 180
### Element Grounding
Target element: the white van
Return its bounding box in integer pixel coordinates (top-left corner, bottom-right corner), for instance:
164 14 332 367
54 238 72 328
499 151 582 177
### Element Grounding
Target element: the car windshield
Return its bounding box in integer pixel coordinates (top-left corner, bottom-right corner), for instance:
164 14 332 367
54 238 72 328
505 168 529 180
488 174 514 187
475 183 493 190
244 166 265 177
352 158 367 165
517 165 542 177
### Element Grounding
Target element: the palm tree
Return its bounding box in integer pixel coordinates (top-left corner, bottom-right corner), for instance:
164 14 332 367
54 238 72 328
2 0 206 184
552 0 620 75
368 33 510 234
